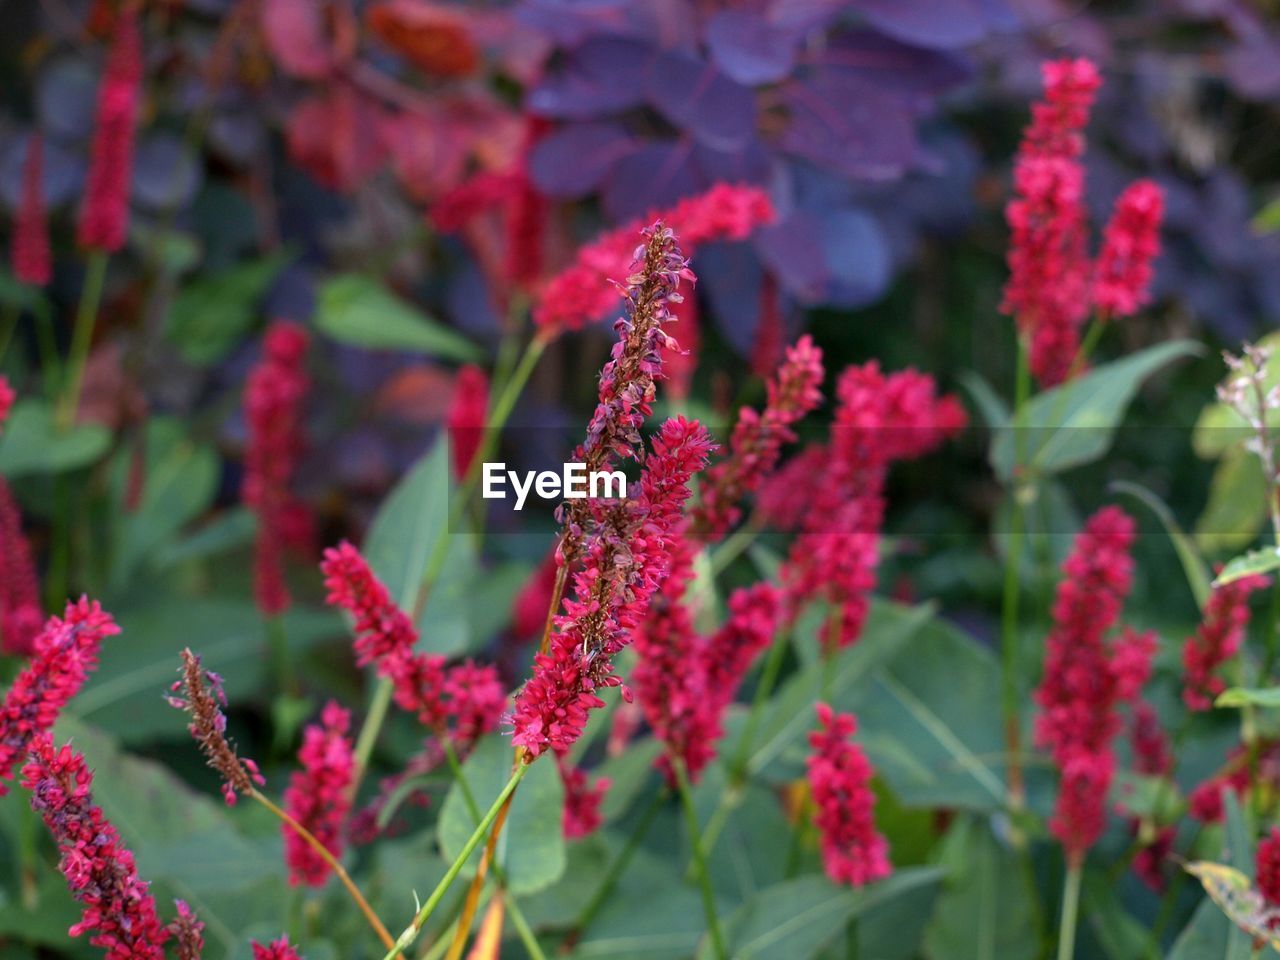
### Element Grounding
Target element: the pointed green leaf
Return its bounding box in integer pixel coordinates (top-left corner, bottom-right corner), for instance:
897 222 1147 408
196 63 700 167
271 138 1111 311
316 273 481 360
0 398 111 476
166 252 292 365
1195 447 1270 555
1213 545 1280 588
1111 480 1211 610
991 340 1200 481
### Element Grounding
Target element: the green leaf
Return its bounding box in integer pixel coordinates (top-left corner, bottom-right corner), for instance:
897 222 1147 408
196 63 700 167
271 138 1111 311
960 371 1010 430
1167 897 1244 960
1213 545 1280 588
72 598 339 743
922 817 1036 960
438 735 566 895
596 737 663 822
1216 686 1280 709
1082 875 1159 960
316 273 481 360
1253 197 1280 234
990 340 1200 481
705 869 942 960
0 398 111 476
166 252 292 365
155 507 257 569
1111 480 1211 610
746 600 932 779
108 417 219 587
364 442 478 655
1195 447 1270 556
854 617 1006 810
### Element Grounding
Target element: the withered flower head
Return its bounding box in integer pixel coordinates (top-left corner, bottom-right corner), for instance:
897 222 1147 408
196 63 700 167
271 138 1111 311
168 649 264 804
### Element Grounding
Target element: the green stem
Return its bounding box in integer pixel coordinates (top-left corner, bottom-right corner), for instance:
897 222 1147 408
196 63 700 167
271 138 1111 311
351 677 394 790
58 251 109 429
708 521 761 577
32 297 61 399
673 759 727 960
382 765 528 960
266 614 294 695
1001 337 1031 815
730 626 790 779
568 789 666 945
1056 863 1082 960
438 739 546 960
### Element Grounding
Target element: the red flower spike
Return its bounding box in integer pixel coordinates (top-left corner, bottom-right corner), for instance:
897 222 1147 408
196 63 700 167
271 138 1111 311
168 900 205 960
252 936 305 960
12 134 51 286
21 736 169 959
1182 574 1268 711
77 7 142 252
533 183 774 338
1033 506 1150 863
244 321 310 616
282 701 355 887
1001 59 1100 387
1258 828 1280 911
558 755 610 839
1093 180 1164 319
446 364 489 481
0 599 119 793
0 479 44 656
694 335 825 539
806 703 891 887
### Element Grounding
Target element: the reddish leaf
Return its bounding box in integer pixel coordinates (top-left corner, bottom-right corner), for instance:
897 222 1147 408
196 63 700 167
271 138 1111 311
367 0 481 78
286 87 387 192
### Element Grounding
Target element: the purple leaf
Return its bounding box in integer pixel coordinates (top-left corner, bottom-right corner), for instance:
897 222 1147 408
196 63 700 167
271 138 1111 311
780 74 918 179
854 0 988 49
692 138 774 187
37 58 99 143
815 207 891 307
812 30 972 97
526 37 651 119
645 51 757 151
753 213 829 303
601 140 698 222
696 241 764 356
768 0 852 31
706 10 799 85
529 122 638 198
132 134 203 213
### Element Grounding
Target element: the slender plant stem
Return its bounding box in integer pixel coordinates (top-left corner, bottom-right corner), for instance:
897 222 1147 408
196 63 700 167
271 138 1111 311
730 625 790 778
673 758 727 960
347 336 547 795
438 739 546 960
1001 337 1032 814
58 251 109 429
708 520 761 576
382 765 528 960
1056 862 1082 960
32 298 62 398
249 789 394 950
566 789 667 947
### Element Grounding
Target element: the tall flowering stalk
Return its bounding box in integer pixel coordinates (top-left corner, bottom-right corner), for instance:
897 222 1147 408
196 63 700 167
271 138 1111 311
1093 180 1164 319
532 184 774 339
779 363 965 649
244 321 310 617
321 541 506 750
0 599 119 792
170 649 395 949
77 6 142 253
806 703 891 887
283 702 356 887
511 415 715 759
0 480 44 656
1033 506 1154 960
558 754 610 839
692 335 825 540
22 736 170 959
168 901 205 960
12 133 50 287
1182 574 1269 710
1002 59 1098 387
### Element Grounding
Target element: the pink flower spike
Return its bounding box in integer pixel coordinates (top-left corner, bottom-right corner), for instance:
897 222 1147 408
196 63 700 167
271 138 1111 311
533 183 773 337
244 321 310 616
558 755 610 839
252 936 305 960
0 598 119 793
168 900 205 960
1093 180 1164 319
0 375 13 427
21 736 169 959
446 364 489 481
0 478 44 656
12 134 51 286
321 541 419 671
1181 574 1268 711
282 701 355 887
806 703 891 887
1258 828 1280 909
77 7 142 253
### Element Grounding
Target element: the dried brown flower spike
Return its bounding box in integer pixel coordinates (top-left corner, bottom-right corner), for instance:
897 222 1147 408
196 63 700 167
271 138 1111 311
168 648 265 804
